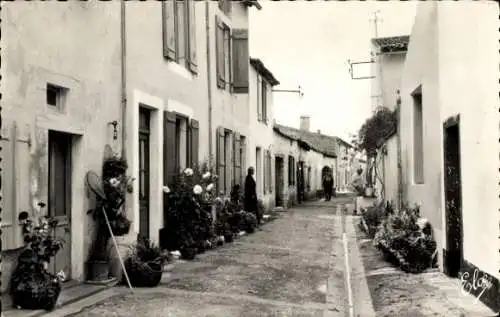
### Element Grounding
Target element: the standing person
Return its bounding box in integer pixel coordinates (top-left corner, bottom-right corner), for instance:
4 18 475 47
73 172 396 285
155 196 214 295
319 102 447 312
323 172 334 201
352 168 364 197
244 167 260 225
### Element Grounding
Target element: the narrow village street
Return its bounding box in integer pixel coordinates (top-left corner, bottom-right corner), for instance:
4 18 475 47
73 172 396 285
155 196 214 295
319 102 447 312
54 198 355 317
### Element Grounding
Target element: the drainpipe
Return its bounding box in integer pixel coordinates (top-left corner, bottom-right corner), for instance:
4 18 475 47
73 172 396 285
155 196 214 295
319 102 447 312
120 0 127 160
205 0 214 163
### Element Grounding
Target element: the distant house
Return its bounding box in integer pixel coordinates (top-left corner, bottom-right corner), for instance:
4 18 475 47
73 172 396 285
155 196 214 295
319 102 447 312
273 117 338 207
247 57 280 211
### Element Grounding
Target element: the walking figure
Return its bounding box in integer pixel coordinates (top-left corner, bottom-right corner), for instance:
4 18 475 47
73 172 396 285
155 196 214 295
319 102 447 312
322 172 334 201
244 167 260 225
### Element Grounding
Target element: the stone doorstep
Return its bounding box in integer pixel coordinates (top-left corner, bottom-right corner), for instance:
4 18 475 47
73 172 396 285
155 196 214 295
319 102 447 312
3 282 113 317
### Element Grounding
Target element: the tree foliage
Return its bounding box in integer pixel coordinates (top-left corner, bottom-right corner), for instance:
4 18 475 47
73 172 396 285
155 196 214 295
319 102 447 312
357 107 398 158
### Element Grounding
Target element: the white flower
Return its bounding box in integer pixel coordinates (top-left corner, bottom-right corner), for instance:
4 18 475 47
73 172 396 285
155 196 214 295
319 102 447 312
184 168 194 176
206 183 214 192
163 186 170 194
109 178 120 187
193 185 203 195
202 172 211 180
56 270 66 282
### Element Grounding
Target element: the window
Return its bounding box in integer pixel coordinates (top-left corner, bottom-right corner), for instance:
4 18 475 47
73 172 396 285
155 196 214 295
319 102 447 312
46 83 68 110
261 79 268 123
218 0 231 16
412 88 424 184
233 133 245 186
162 0 198 73
164 112 199 187
288 156 295 186
216 17 231 89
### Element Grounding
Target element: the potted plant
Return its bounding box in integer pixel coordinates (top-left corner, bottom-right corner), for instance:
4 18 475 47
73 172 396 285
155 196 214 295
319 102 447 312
86 155 134 282
10 202 66 311
123 235 171 287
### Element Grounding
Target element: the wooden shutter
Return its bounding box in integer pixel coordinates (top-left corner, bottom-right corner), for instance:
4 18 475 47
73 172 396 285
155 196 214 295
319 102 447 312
216 127 225 193
257 77 262 121
189 119 199 169
262 80 267 123
164 111 177 187
269 152 272 193
240 136 246 185
1 122 23 250
231 29 249 93
216 17 225 88
187 0 198 73
162 1 176 60
225 132 231 193
233 133 241 186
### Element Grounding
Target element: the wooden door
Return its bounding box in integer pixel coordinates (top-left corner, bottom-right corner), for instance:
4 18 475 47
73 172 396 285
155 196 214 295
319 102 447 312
48 130 72 280
139 108 151 239
443 116 463 277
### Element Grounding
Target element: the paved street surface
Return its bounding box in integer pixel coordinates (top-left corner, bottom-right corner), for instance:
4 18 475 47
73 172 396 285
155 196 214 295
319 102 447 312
67 199 353 317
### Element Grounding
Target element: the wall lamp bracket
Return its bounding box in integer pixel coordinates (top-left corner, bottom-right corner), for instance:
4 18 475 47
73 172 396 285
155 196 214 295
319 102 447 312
108 120 119 140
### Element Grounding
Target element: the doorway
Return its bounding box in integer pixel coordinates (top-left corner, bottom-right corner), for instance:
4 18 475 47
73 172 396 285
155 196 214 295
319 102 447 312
274 157 284 207
48 130 73 280
139 107 151 239
443 115 463 277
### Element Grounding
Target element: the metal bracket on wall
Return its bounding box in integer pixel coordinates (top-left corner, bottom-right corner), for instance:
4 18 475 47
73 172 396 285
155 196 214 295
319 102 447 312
347 59 376 80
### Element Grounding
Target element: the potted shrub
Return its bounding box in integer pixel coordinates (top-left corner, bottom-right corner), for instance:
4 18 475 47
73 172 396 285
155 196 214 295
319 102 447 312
123 236 171 287
10 203 66 311
241 211 258 234
86 155 134 281
160 162 218 260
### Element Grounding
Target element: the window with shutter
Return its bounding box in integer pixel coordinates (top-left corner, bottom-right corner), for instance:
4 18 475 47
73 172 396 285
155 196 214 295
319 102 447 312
216 127 225 194
189 119 199 168
162 0 196 74
262 80 268 123
231 29 249 93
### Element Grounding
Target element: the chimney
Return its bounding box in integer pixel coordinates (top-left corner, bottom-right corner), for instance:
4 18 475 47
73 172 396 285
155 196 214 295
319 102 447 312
300 116 310 131
317 129 321 134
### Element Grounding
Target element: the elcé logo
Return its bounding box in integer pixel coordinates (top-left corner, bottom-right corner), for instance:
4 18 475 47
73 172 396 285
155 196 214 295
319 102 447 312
459 269 493 305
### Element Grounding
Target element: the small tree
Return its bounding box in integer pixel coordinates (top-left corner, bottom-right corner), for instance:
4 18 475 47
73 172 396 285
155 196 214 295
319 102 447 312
356 107 398 190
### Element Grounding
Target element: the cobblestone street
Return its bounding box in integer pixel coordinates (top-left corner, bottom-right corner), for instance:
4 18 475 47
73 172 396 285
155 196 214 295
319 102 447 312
63 199 353 317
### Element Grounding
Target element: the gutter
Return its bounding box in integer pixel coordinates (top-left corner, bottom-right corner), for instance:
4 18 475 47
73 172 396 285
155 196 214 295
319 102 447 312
205 0 213 162
120 0 127 159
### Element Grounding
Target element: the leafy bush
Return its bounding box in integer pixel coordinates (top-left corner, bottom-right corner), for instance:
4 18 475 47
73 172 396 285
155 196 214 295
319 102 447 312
373 204 437 273
162 162 217 253
361 201 393 238
241 212 258 233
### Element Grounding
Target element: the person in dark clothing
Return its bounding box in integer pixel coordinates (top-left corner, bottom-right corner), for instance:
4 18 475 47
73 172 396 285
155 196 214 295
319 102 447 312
323 172 334 201
244 167 260 224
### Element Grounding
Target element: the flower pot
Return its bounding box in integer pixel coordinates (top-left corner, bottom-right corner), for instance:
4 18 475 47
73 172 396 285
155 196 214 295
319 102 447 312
124 260 163 287
12 279 62 311
86 260 110 281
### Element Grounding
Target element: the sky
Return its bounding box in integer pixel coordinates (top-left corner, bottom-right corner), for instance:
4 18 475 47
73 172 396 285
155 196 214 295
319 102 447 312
249 1 417 142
